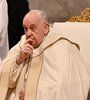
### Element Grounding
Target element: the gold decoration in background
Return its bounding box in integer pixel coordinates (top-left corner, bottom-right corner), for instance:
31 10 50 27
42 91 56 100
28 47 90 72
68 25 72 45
68 8 90 22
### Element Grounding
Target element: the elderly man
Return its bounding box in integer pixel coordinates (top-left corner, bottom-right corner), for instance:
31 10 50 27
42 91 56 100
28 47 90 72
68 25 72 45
0 10 89 100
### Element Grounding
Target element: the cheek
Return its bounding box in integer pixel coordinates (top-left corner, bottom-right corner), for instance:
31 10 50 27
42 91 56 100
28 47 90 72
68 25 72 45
33 30 45 46
32 36 40 47
36 34 44 44
33 34 45 48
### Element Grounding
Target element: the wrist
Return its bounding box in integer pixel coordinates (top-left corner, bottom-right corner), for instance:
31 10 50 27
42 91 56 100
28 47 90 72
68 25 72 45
16 55 24 65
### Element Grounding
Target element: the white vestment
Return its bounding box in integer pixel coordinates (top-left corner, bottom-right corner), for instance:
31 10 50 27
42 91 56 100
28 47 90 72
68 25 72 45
0 30 89 100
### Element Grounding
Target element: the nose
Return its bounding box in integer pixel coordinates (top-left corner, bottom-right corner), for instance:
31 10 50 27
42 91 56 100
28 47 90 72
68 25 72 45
26 29 33 37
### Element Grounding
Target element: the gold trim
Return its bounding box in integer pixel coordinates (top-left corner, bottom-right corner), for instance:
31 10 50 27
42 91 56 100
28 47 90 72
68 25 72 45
68 8 90 22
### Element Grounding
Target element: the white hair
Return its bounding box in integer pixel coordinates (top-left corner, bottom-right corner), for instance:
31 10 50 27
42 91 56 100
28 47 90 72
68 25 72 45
29 9 48 22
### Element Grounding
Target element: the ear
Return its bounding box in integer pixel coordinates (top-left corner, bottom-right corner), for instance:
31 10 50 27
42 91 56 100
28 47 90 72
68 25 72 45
44 22 49 35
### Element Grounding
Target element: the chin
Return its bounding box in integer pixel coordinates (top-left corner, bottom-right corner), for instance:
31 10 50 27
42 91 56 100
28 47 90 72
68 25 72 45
33 44 40 48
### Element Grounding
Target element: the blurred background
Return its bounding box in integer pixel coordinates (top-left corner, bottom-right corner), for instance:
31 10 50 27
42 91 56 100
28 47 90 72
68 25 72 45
28 0 90 23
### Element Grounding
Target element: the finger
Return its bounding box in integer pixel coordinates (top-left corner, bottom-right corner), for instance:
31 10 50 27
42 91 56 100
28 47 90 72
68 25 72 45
22 49 33 56
22 45 33 53
22 42 33 51
25 43 34 50
19 95 24 100
25 38 33 45
19 90 24 100
21 44 33 54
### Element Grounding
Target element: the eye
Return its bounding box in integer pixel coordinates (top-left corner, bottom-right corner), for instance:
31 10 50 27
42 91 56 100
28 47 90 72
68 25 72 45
30 25 37 32
24 26 28 33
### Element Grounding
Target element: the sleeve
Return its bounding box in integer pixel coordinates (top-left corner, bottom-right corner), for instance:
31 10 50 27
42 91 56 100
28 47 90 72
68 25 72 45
8 59 24 88
0 41 23 88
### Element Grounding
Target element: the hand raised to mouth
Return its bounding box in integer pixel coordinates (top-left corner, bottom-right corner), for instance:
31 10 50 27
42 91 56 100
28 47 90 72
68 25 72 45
16 38 34 65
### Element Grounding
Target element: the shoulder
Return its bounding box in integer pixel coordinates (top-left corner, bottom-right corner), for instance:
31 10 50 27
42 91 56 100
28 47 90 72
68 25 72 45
50 39 73 50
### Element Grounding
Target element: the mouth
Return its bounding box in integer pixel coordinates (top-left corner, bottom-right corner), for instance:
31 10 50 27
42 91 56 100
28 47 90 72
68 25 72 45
29 40 33 45
26 35 37 47
29 38 36 46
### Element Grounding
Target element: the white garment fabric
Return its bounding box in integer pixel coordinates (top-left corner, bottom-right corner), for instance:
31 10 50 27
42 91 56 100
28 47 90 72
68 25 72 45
0 30 89 100
0 0 9 61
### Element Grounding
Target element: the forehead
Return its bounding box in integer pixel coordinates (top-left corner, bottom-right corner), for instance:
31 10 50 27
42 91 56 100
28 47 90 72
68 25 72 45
23 13 42 27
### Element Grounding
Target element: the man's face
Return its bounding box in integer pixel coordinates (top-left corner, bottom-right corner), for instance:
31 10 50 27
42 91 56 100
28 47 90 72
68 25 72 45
23 13 49 48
